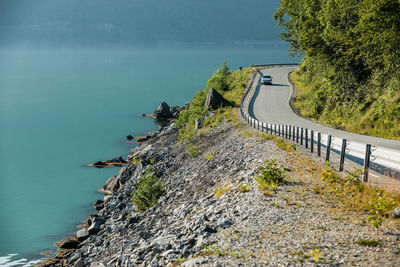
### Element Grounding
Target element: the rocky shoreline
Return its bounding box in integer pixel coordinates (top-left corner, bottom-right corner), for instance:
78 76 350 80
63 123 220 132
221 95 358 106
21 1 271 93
39 111 400 266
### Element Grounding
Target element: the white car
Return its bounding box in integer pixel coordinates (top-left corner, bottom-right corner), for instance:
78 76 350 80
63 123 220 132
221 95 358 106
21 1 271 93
261 75 272 85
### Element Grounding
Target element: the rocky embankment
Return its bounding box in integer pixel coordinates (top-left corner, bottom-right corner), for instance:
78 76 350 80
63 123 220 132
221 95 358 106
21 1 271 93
46 118 400 267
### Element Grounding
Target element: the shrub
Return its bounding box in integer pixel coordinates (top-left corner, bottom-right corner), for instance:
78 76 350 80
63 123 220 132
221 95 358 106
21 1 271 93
131 168 166 213
215 184 232 197
204 150 218 161
238 183 251 193
186 143 200 157
256 160 286 190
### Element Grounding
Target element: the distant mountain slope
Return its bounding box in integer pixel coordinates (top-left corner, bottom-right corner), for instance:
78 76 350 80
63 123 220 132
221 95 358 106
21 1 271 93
0 0 282 46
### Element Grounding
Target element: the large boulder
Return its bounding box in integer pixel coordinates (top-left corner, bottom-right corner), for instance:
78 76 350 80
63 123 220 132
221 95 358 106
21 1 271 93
390 207 400 218
103 175 120 193
170 105 184 117
154 101 173 118
88 217 105 234
57 237 79 249
204 88 231 110
75 228 90 242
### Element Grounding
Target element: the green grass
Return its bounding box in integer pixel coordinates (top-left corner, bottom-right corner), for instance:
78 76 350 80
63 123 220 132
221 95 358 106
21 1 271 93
313 163 400 228
237 183 251 193
215 184 232 197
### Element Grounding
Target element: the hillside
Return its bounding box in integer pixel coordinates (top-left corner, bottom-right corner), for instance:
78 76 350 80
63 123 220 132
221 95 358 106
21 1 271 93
275 0 400 139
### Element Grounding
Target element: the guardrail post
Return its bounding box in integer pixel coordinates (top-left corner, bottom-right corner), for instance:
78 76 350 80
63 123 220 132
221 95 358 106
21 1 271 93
257 121 260 131
285 125 288 139
292 127 295 141
270 124 273 134
278 125 281 136
311 130 314 153
274 124 277 135
326 135 332 162
305 129 308 149
296 127 299 143
289 126 291 139
339 139 347 171
363 144 371 183
317 132 321 157
300 128 304 145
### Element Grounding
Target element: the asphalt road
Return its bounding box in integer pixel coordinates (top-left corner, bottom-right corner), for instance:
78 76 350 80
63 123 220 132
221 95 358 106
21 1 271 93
249 67 400 150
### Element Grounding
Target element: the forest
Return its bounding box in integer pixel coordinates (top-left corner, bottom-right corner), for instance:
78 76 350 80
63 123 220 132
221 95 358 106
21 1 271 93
275 0 400 139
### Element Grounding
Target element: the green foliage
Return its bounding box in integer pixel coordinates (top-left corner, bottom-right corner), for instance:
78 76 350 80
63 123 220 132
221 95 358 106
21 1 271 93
273 138 296 152
205 149 218 161
206 61 232 92
129 156 140 165
256 160 286 191
276 0 400 139
131 168 167 213
316 163 400 228
186 143 200 157
237 183 251 193
177 62 252 142
215 184 232 197
355 239 381 247
305 249 322 263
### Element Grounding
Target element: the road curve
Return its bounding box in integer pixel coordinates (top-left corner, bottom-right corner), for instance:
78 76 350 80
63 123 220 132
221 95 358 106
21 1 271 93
249 67 400 150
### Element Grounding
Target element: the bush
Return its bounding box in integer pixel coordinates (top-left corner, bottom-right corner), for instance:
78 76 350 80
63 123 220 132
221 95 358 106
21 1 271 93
186 143 200 157
131 168 167 213
256 160 286 190
238 183 251 193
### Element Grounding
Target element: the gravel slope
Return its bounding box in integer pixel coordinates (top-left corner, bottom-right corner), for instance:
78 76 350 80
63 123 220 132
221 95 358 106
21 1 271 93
50 120 400 266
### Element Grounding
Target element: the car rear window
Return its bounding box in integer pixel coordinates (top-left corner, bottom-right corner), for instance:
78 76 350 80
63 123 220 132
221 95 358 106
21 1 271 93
262 75 271 78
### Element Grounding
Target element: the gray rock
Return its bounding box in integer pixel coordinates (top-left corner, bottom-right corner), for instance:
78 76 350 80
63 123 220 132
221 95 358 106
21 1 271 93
390 207 400 218
170 106 184 117
204 88 231 110
88 217 105 234
103 175 120 193
76 228 90 241
218 219 233 229
73 258 85 267
154 101 173 118
194 117 203 130
182 257 208 267
204 110 216 118
94 200 104 210
90 262 106 267
58 238 79 249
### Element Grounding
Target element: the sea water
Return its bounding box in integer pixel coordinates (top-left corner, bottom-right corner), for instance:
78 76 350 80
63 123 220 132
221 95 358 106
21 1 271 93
0 46 294 265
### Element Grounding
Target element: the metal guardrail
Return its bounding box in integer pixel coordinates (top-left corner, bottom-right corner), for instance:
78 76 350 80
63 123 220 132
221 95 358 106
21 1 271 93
240 65 400 182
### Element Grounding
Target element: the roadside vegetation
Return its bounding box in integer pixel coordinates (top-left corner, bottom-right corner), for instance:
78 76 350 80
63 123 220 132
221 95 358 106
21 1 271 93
176 61 253 153
275 0 400 139
314 162 400 228
256 159 288 195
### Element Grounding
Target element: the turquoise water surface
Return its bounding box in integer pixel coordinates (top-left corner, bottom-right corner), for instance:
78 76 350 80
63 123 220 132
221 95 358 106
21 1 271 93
0 46 294 265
